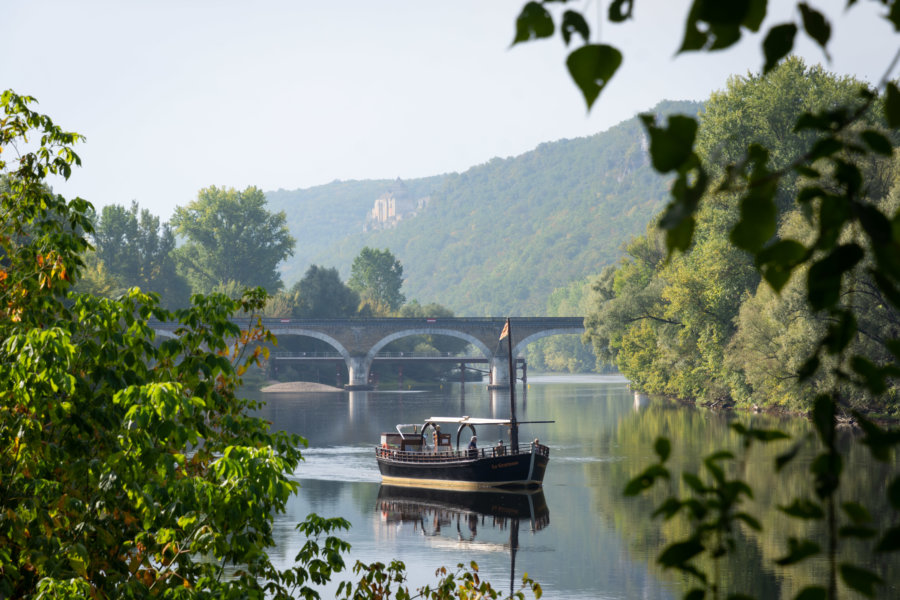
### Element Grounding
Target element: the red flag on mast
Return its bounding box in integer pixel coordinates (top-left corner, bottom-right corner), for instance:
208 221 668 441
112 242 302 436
499 320 509 340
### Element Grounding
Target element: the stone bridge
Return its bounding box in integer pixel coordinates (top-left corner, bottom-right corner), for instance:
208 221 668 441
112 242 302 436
151 317 584 389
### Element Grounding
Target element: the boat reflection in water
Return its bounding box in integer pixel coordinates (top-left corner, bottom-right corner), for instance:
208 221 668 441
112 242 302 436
375 485 549 595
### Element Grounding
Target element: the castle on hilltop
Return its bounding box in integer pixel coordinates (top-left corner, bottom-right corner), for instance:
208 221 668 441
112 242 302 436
365 179 429 231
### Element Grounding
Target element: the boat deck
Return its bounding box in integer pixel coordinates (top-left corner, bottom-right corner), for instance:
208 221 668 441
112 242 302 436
376 443 549 464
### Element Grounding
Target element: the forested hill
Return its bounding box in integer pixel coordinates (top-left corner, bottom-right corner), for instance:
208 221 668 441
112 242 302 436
270 99 703 315
266 176 447 285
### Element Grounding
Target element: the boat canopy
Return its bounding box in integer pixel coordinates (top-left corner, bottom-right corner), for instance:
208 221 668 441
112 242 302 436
426 416 512 425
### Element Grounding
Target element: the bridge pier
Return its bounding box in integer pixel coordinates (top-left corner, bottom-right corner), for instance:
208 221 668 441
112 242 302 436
488 355 511 389
345 355 374 390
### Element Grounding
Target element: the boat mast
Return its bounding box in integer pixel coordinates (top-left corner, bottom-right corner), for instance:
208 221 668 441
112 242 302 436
504 317 519 450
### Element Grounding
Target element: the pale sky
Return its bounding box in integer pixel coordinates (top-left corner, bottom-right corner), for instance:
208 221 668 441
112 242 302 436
4 1 897 220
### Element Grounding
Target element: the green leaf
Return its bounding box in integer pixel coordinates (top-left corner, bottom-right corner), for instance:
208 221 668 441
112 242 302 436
683 472 706 493
779 499 825 519
798 3 831 51
793 586 827 600
841 501 872 524
890 1 900 32
822 309 856 355
807 244 864 311
658 539 704 569
641 114 699 172
859 130 893 156
794 112 835 132
796 185 825 204
734 512 762 531
885 83 900 128
757 239 807 292
851 355 887 395
663 213 696 253
762 24 797 73
653 498 683 520
889 477 900 510
875 525 900 552
565 44 622 110
561 11 590 46
679 0 765 52
839 525 877 539
512 2 555 45
839 563 882 597
812 394 835 444
775 538 821 566
856 414 900 462
624 464 670 496
808 137 843 160
608 0 633 22
654 437 671 462
776 439 806 471
811 452 843 499
731 187 777 252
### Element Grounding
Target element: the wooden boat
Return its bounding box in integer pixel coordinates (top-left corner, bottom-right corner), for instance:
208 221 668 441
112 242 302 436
375 417 550 488
375 318 551 489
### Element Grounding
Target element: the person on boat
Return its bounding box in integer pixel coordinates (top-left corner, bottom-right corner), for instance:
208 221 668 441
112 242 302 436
467 436 477 450
432 425 440 452
496 439 504 456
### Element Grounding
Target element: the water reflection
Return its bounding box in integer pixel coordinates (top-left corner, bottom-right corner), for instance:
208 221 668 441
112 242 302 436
257 376 898 599
376 486 549 540
375 486 549 597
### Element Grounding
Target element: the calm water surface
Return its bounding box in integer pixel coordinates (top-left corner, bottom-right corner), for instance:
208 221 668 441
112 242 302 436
252 375 899 599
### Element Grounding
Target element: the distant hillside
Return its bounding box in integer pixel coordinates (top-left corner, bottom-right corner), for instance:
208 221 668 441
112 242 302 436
266 176 446 285
269 99 703 314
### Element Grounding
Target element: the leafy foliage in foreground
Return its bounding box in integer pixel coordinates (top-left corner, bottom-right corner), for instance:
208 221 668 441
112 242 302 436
0 90 540 599
513 1 900 598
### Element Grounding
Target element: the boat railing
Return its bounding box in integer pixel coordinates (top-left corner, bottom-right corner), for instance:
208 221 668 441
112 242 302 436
376 443 550 463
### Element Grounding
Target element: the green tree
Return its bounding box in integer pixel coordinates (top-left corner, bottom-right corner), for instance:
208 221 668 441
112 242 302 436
0 91 541 600
585 58 891 406
91 201 191 308
528 278 598 373
72 250 126 298
292 264 360 318
348 246 405 312
515 2 900 599
171 185 295 294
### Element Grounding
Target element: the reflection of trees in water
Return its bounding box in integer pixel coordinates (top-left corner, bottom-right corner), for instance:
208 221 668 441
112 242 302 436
590 400 900 599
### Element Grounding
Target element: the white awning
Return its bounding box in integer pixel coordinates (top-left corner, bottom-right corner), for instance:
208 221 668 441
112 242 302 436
426 416 512 425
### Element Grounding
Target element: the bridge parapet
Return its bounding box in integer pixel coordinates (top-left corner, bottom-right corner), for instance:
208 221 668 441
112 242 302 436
148 317 585 389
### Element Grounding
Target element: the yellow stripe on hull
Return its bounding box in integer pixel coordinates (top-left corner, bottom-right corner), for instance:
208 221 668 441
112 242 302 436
379 475 541 490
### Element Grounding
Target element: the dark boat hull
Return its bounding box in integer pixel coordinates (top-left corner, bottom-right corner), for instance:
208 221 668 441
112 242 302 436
376 447 549 489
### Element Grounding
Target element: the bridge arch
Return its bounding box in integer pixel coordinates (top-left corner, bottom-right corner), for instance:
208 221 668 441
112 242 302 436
512 327 585 356
368 328 492 360
266 327 352 361
487 326 586 388
346 328 493 389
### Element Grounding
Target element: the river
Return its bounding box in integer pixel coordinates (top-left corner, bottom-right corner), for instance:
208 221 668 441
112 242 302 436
251 375 900 599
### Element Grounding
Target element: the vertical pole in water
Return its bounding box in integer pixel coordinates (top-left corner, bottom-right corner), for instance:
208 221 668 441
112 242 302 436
505 318 518 451
509 517 519 599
